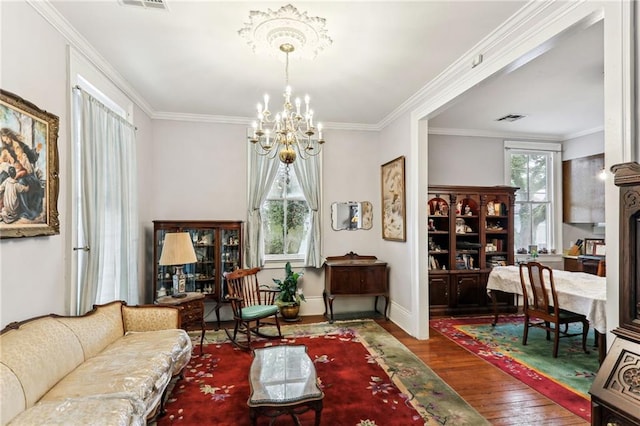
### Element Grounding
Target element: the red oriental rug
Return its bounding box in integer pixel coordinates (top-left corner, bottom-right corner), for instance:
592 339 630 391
430 315 599 422
158 320 489 426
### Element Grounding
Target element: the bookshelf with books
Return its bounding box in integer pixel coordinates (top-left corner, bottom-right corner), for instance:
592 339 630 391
428 185 517 316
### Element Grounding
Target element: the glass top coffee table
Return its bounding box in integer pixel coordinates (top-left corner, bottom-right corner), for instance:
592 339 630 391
248 345 324 426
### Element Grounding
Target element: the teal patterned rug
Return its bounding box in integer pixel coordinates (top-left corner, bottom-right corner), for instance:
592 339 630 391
431 315 598 421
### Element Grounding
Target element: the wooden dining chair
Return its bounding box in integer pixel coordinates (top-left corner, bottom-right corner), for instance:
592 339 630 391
223 267 281 351
596 259 606 277
518 262 589 358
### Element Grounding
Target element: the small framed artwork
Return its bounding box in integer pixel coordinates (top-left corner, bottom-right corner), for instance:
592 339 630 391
0 89 60 238
584 238 605 255
594 242 606 256
381 155 406 242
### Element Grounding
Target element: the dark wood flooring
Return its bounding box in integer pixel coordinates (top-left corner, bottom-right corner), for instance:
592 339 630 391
286 315 590 426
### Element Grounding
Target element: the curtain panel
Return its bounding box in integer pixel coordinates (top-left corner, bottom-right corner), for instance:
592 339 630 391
73 88 139 314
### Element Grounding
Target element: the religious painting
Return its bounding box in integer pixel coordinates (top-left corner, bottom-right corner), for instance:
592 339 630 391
0 89 59 238
381 155 406 242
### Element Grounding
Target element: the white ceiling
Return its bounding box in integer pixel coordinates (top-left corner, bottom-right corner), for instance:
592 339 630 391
45 1 603 138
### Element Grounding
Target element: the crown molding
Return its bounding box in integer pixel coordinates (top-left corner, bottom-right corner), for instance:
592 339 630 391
150 112 252 125
563 125 604 141
149 112 379 133
28 0 156 117
30 0 594 136
429 124 605 142
428 127 562 142
378 0 586 129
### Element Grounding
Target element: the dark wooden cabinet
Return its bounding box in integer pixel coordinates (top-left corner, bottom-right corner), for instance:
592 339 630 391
563 256 582 272
323 252 389 323
590 162 640 425
153 220 243 326
428 185 517 316
428 273 449 310
564 255 605 276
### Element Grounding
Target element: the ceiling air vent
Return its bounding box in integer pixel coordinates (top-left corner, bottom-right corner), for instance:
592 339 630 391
495 114 526 122
119 0 168 11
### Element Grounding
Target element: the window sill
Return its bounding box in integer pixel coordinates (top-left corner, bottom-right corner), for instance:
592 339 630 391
261 259 307 270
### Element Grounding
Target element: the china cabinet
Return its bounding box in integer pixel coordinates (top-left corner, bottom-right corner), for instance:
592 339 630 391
152 220 243 325
427 185 517 316
590 163 640 425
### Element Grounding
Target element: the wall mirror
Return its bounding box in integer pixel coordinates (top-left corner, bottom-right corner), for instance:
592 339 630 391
331 202 373 231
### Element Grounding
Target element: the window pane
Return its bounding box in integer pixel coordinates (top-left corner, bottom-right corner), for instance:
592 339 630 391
262 200 284 255
529 154 548 202
261 163 311 258
284 200 310 255
532 203 549 247
510 154 529 201
507 144 556 252
513 202 531 250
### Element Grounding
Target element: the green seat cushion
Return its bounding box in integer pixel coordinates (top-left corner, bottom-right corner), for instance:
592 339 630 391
241 305 279 320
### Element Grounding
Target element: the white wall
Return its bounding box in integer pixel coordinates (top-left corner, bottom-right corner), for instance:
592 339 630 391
147 120 382 319
0 2 154 327
563 130 604 160
1 2 70 326
428 135 505 185
378 112 416 332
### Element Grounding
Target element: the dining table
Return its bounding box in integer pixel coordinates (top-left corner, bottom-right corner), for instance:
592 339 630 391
486 265 607 362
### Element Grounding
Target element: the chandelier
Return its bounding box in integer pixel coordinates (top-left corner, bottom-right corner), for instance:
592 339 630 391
239 4 332 165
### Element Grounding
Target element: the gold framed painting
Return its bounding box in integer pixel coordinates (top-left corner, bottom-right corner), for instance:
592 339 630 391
380 155 406 242
0 89 60 238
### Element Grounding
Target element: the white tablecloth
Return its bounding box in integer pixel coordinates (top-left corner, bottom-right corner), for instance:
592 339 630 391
486 265 607 333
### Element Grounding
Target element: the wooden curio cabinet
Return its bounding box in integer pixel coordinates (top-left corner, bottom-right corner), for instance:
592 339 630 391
427 185 517 316
590 163 640 425
153 220 243 325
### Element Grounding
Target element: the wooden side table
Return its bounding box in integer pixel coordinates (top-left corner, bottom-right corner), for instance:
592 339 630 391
156 292 206 354
323 252 389 323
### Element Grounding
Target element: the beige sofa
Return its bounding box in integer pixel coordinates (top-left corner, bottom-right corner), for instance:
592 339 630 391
0 301 193 426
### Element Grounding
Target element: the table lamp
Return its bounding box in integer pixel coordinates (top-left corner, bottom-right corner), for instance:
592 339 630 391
159 232 197 297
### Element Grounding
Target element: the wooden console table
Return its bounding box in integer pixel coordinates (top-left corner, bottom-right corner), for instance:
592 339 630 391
323 252 389 323
156 292 206 354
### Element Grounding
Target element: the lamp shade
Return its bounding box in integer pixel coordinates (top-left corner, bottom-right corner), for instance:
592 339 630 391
159 232 197 266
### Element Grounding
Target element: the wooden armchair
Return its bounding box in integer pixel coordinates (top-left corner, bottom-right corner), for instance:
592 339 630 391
519 262 589 358
223 267 281 350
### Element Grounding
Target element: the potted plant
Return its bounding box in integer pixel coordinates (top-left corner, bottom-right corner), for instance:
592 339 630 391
273 262 305 321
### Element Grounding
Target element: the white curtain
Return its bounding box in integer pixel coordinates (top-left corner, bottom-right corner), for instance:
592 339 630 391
73 88 139 314
292 155 322 267
245 150 280 268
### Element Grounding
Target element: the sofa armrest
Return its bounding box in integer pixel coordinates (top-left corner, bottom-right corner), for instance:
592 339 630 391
122 305 181 332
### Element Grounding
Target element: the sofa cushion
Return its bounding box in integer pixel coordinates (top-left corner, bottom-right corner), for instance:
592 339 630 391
7 397 143 426
122 305 180 332
115 329 192 375
0 318 84 412
40 329 191 418
56 301 125 360
0 364 25 425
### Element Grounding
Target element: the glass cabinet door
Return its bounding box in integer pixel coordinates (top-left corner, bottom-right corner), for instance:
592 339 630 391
155 229 173 298
220 227 240 298
190 229 216 295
